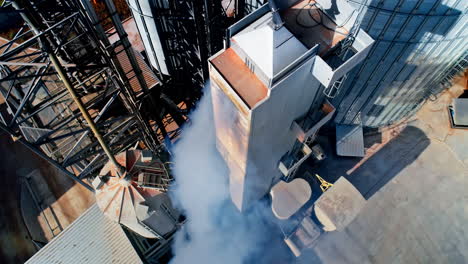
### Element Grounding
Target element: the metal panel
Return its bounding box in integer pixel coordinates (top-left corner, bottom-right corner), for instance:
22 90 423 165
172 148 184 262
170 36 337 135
331 29 375 84
331 0 468 127
233 22 308 78
128 0 169 75
314 176 366 231
25 204 143 264
210 66 252 210
228 3 270 40
312 28 374 88
312 56 335 87
453 98 468 126
273 44 319 83
336 124 365 157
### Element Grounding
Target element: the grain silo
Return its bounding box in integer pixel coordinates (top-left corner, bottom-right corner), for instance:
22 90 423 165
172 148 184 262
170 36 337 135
330 0 467 127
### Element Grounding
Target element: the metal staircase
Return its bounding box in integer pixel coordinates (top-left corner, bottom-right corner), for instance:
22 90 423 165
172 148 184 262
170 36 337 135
323 0 366 98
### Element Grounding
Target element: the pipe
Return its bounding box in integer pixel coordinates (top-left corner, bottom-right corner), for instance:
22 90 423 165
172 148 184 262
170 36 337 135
269 0 284 30
47 51 125 176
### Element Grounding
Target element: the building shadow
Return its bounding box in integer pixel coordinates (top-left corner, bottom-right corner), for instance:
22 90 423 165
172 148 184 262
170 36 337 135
0 103 95 263
363 127 382 148
347 126 429 199
323 0 340 21
0 126 44 263
262 125 430 264
303 125 430 200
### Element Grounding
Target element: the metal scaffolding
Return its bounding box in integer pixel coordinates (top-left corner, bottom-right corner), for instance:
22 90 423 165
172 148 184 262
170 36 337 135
0 0 176 187
140 0 229 105
0 0 263 261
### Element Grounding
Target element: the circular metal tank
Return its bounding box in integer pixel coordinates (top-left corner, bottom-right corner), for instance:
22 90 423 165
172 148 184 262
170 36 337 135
93 150 179 238
329 0 467 127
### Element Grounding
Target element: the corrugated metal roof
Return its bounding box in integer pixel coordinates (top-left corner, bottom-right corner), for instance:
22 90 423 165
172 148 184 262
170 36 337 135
25 204 143 264
114 45 160 96
108 18 145 53
336 124 365 157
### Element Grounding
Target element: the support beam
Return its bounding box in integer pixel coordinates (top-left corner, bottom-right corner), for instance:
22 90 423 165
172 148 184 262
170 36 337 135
0 122 94 192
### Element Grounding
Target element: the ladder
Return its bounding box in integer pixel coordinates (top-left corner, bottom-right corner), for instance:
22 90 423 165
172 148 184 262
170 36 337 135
323 0 366 98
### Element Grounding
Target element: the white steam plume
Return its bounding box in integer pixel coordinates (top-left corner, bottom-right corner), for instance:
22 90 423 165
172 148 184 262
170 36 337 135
169 85 292 264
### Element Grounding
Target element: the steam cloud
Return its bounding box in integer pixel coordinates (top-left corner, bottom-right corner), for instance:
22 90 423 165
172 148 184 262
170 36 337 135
169 86 292 264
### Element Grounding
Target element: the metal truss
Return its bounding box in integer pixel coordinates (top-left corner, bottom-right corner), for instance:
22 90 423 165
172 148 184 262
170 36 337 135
144 0 232 106
243 0 267 14
0 0 263 262
123 226 177 264
0 0 177 188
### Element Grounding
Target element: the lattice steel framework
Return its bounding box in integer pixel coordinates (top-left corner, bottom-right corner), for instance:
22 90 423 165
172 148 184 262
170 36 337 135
0 0 260 262
140 0 230 106
0 0 182 188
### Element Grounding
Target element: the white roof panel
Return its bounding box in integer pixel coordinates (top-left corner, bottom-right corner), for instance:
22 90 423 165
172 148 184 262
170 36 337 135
233 15 307 78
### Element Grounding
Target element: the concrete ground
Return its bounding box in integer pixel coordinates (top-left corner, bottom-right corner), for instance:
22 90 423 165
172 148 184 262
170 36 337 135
299 75 468 263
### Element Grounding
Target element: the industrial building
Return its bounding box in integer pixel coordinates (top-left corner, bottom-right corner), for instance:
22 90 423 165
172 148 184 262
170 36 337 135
209 0 374 210
0 0 467 263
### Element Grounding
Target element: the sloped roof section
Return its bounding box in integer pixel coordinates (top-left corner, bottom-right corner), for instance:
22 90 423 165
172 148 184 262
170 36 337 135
232 14 307 78
25 204 143 264
114 44 160 95
336 124 365 157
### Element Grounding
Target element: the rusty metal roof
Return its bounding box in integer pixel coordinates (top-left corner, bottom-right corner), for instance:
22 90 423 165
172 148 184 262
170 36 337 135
210 48 268 108
94 150 177 239
108 18 145 53
25 204 143 264
95 150 162 238
114 45 160 96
